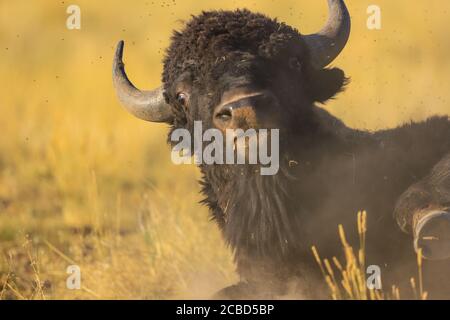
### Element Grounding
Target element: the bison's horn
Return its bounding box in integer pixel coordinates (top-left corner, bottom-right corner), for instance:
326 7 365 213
304 0 351 69
112 40 173 123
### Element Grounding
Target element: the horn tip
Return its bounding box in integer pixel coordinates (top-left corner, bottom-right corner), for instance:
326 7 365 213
115 40 125 61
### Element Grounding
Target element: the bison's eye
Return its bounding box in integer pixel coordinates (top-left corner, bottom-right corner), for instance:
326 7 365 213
176 92 189 107
215 106 232 122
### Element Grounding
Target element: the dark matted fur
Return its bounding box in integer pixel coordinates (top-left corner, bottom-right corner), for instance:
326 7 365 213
159 9 450 298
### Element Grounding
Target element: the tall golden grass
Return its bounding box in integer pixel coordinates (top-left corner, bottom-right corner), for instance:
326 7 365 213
312 211 428 300
0 1 449 299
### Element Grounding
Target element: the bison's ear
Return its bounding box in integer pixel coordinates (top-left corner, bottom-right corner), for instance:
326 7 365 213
307 68 348 104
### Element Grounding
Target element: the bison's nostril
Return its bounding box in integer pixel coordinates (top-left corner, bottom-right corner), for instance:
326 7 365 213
215 107 233 122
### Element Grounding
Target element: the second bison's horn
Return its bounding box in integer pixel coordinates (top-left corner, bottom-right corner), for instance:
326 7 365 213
304 0 351 69
112 40 173 123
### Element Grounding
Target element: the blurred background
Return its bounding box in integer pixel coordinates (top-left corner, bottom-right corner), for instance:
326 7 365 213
0 0 449 299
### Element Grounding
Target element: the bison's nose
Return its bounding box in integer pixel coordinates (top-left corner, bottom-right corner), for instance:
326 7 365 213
213 93 265 131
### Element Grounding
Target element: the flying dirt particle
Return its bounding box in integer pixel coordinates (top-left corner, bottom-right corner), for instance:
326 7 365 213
289 160 299 167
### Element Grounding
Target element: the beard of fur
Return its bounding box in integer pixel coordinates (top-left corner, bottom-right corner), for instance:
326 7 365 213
200 150 307 262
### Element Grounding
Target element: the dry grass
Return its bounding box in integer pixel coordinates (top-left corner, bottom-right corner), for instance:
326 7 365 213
312 211 428 300
0 1 449 299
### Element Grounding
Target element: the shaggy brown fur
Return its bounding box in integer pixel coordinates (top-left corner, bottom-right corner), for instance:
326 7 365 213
158 9 450 298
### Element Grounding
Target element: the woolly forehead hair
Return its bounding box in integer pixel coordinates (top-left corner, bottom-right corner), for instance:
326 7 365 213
162 9 308 88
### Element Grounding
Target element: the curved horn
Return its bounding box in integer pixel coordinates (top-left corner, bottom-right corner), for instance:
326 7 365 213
304 0 351 69
112 40 173 123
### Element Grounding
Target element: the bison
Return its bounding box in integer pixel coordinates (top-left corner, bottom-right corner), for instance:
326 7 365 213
112 0 450 299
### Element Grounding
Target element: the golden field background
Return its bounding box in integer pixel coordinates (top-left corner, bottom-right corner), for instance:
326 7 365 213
0 0 449 299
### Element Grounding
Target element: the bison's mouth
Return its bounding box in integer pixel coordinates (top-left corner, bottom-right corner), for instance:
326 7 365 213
229 129 280 176
231 130 257 165
232 130 258 152
231 129 275 152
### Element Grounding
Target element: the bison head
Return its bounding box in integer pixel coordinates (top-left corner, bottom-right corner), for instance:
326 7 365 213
112 0 352 263
113 0 350 143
